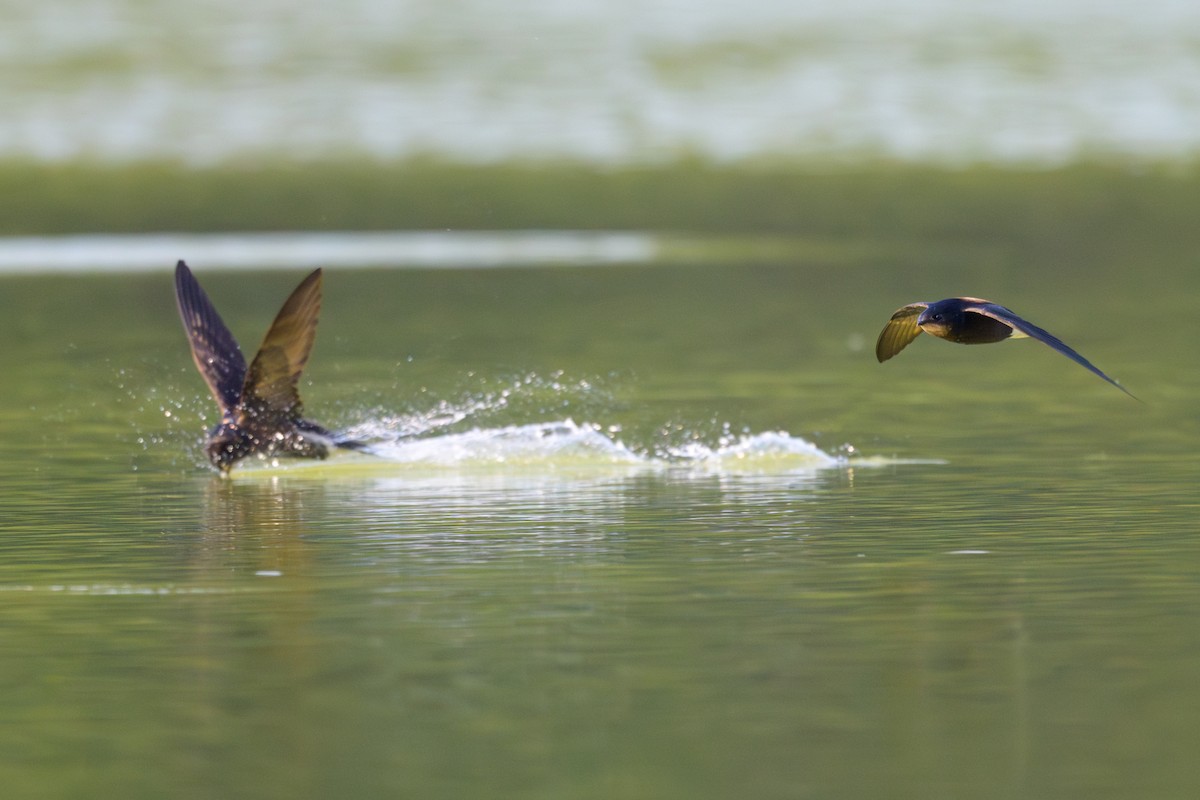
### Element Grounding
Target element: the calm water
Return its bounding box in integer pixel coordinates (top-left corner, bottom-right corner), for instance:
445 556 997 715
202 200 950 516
4 0 1200 165
6 1 1200 795
2 244 1198 798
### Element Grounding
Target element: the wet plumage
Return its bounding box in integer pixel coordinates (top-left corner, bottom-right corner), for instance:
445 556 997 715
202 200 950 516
875 297 1136 399
174 260 366 472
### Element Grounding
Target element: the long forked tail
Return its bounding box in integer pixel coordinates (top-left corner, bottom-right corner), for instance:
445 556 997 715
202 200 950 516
294 418 378 457
333 436 376 454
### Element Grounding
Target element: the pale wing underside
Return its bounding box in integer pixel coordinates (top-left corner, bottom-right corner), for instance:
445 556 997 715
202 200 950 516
875 303 928 362
240 269 323 419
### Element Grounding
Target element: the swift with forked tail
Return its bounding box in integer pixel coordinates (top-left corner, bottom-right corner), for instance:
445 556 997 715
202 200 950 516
174 260 368 472
875 297 1137 399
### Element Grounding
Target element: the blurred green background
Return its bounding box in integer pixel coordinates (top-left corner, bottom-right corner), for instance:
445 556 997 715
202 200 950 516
4 2 1200 799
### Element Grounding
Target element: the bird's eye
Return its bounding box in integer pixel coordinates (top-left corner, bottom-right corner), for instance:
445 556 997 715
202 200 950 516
931 313 943 321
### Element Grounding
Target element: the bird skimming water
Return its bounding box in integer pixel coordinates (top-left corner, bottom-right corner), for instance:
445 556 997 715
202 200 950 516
876 297 1136 399
174 260 368 472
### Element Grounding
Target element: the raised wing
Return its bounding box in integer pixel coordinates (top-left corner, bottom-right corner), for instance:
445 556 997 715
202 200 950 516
174 260 247 413
875 303 928 362
967 302 1137 399
240 268 323 419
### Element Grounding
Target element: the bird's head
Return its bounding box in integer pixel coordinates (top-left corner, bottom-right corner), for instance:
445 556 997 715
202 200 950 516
917 301 960 340
205 424 256 473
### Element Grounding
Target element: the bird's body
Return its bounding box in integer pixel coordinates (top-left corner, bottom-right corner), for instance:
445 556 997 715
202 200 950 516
875 297 1136 399
174 260 366 472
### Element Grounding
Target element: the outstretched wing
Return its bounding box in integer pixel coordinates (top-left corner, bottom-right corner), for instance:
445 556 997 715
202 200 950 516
174 260 247 414
240 268 323 419
966 302 1137 399
875 303 928 362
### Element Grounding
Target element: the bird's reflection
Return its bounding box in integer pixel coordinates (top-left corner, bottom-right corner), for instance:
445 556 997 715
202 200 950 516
197 477 322 573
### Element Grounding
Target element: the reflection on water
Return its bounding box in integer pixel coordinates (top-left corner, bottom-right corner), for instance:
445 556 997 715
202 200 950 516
207 462 836 550
203 417 856 571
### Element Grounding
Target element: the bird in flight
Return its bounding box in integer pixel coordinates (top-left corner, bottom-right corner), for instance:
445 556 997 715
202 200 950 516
875 297 1136 399
174 260 368 472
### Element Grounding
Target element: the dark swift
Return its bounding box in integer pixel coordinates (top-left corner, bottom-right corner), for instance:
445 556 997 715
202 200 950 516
875 297 1136 399
174 260 368 472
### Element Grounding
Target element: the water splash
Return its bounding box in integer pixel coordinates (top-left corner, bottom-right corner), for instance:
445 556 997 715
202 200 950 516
317 375 846 472
670 428 841 470
356 420 645 467
134 368 924 476
254 418 855 477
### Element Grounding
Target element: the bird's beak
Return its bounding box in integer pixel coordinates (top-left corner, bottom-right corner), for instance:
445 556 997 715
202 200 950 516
916 310 951 339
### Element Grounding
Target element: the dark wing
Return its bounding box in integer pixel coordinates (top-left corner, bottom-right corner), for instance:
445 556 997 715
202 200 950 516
240 269 323 419
967 302 1138 399
174 260 247 413
875 303 928 362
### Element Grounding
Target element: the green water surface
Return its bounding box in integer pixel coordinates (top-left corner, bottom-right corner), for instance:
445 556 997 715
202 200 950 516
1 167 1199 799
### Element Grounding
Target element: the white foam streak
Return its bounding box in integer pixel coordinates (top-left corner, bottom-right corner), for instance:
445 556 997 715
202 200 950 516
362 421 645 468
0 231 658 275
300 419 852 476
664 430 840 470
